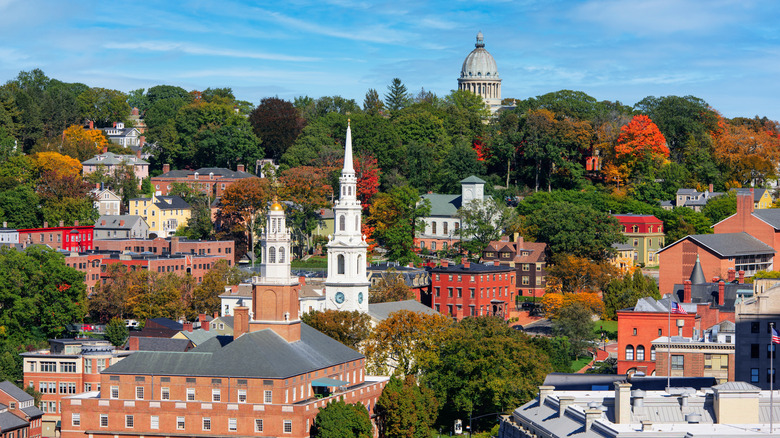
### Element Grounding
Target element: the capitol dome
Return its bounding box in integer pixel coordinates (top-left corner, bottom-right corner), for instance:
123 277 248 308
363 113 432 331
457 32 502 109
460 32 499 79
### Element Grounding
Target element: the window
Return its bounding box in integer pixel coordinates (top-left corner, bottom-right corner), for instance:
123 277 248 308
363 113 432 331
633 328 637 336
161 387 170 400
752 368 760 383
126 415 134 428
187 388 195 401
448 287 453 298
284 420 292 433
229 418 237 431
625 345 634 360
435 287 440 297
636 345 645 361
264 390 272 403
203 418 211 431
431 222 437 234
60 362 76 373
100 415 108 427
671 355 684 370
658 329 662 336
177 417 185 430
522 276 529 285
650 346 656 361
269 246 275 263
769 344 777 359
752 344 760 358
752 322 760 333
97 359 107 372
770 368 777 383
150 416 159 430
41 361 56 372
238 389 247 403
339 215 345 231
279 246 285 263
136 386 144 400
72 413 80 426
337 254 345 274
84 359 91 374
111 386 119 399
212 389 221 402
522 264 530 271
470 288 475 299
255 419 264 432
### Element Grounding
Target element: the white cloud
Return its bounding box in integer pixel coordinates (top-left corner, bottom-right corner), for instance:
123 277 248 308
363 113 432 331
102 41 319 62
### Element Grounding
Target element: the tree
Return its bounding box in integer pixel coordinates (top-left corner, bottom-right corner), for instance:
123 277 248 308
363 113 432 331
384 78 411 113
279 166 332 257
31 151 82 178
456 198 519 256
656 207 712 243
249 97 305 160
77 87 131 127
713 122 780 186
523 202 625 261
602 270 660 320
421 317 551 432
369 270 415 304
60 124 109 160
546 254 620 294
363 89 384 115
368 186 429 264
375 376 438 438
614 115 669 162
364 310 452 376
190 260 244 317
217 178 272 258
104 317 129 347
310 400 373 438
355 153 380 211
301 310 371 350
89 264 135 322
541 292 604 319
552 302 597 358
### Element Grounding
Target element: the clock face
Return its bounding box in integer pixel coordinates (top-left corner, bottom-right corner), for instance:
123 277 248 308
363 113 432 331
358 292 364 304
335 292 345 304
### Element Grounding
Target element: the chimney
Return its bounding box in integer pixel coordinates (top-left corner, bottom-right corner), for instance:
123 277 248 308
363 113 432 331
683 280 692 303
183 322 193 332
737 190 754 230
128 336 140 351
441 260 448 268
163 164 170 174
614 382 632 424
2 222 6 228
493 260 500 266
739 270 745 284
299 276 306 285
709 183 714 193
119 220 124 227
140 135 145 145
558 396 575 417
631 389 645 409
43 222 48 228
74 220 79 226
463 260 470 269
88 120 94 130
113 122 117 128
718 280 725 306
711 277 719 283
136 149 141 158
102 146 108 154
585 404 602 431
727 268 736 282
237 164 245 172
538 386 554 405
213 311 218 319
233 305 249 340
199 314 209 331
59 221 64 227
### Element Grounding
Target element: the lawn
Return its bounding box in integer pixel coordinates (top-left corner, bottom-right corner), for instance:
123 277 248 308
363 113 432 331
594 320 617 342
570 356 593 372
291 256 327 269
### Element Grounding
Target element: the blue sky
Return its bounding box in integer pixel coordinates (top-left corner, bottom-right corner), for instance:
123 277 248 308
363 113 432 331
1 0 779 120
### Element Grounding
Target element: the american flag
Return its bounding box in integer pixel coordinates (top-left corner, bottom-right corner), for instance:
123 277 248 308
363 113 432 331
772 327 780 345
671 302 687 315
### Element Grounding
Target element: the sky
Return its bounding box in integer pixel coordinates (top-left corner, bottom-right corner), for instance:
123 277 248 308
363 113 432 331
1 0 779 120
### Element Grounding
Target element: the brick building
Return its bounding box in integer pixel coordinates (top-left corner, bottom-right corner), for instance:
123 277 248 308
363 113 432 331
59 201 388 438
152 164 258 198
658 232 773 295
653 329 735 383
21 339 130 437
93 237 233 259
63 252 105 295
0 381 43 438
428 260 515 320
714 189 780 251
481 234 548 298
18 224 94 252
614 214 664 267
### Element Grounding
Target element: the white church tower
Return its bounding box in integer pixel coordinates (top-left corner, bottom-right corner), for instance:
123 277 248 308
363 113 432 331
324 120 370 313
259 199 296 283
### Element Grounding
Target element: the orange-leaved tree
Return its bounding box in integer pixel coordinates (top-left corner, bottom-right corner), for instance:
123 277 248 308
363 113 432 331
713 122 780 186
541 292 604 319
217 178 272 261
278 166 332 257
614 115 669 163
32 151 82 178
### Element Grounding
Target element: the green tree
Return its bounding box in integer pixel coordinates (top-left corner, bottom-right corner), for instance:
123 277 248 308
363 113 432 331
384 78 411 113
190 260 244 318
523 202 625 261
375 376 438 438
456 198 519 257
602 270 660 320
104 317 129 347
301 310 371 350
369 186 430 264
363 88 384 115
437 138 484 193
528 336 573 372
421 317 551 432
701 190 736 224
311 400 373 438
77 87 131 127
657 207 712 243
552 302 597 358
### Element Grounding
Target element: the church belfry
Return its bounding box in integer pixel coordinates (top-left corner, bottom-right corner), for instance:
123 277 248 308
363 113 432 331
324 121 370 313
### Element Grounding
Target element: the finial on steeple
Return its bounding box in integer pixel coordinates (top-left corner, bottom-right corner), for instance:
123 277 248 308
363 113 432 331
476 31 485 48
343 120 354 174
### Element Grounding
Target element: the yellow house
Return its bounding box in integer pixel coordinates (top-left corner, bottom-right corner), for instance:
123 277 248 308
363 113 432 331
735 188 773 209
610 242 637 273
130 195 191 237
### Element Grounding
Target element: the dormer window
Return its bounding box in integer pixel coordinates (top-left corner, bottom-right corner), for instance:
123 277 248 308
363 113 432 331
632 225 638 233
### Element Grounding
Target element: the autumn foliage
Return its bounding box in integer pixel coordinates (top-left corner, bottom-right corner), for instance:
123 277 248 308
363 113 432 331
614 115 669 160
354 153 380 211
541 292 604 319
31 152 82 178
712 118 780 186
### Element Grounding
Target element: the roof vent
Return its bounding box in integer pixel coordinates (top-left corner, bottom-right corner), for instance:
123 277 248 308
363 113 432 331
686 413 702 424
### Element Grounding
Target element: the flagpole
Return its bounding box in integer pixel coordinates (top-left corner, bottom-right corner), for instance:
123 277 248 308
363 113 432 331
667 294 672 391
772 322 775 434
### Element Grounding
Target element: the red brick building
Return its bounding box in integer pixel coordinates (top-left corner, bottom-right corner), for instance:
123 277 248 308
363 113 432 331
18 224 94 252
21 339 131 437
481 235 548 298
428 260 515 320
714 188 780 250
0 381 43 438
653 334 735 382
152 165 258 198
93 237 234 259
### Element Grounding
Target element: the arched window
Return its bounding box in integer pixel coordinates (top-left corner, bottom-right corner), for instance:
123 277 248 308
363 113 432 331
338 255 345 274
443 222 448 235
636 345 645 361
357 255 362 275
650 346 656 361
431 222 437 235
269 246 276 264
339 215 346 231
278 246 285 263
625 345 634 361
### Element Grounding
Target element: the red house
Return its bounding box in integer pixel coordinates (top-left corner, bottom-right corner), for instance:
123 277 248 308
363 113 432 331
18 223 94 252
0 381 43 438
481 235 548 298
714 189 780 251
428 260 515 320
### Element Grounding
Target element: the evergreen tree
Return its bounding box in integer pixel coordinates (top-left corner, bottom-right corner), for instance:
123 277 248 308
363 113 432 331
363 89 384 115
104 317 129 347
384 78 410 113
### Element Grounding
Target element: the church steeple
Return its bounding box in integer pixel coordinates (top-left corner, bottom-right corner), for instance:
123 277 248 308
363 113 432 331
343 119 355 175
339 120 358 204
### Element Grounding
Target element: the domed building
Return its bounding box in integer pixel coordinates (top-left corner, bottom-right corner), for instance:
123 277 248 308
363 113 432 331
458 31 502 109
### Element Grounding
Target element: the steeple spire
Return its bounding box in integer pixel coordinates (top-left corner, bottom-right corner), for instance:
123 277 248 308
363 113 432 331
343 119 354 175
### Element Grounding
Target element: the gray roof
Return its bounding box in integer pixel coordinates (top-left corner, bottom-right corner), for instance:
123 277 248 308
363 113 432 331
420 193 461 216
131 337 192 352
753 209 780 229
82 151 148 166
734 187 767 202
368 300 439 321
0 411 28 431
129 196 191 211
611 242 634 251
686 232 775 257
103 324 363 379
179 329 219 345
215 316 234 329
689 256 706 284
96 215 146 230
157 167 256 179
20 406 44 418
0 381 33 402
460 175 486 184
712 381 761 392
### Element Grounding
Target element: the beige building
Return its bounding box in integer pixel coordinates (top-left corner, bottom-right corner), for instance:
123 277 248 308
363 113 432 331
735 284 780 389
458 32 502 110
